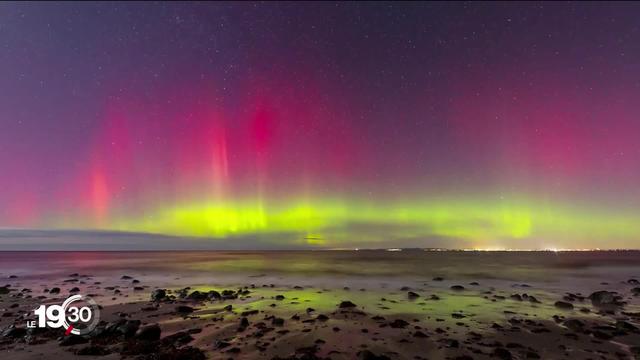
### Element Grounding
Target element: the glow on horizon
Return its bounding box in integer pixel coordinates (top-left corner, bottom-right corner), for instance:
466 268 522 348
44 194 640 249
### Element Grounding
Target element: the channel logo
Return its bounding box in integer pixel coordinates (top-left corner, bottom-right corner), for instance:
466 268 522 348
27 294 101 336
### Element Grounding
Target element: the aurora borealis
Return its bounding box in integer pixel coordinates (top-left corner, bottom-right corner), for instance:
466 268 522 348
1 3 640 249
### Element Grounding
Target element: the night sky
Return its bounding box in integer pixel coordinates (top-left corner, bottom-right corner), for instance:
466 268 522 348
1 2 640 249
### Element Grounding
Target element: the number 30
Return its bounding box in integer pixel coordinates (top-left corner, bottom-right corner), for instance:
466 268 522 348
68 306 92 322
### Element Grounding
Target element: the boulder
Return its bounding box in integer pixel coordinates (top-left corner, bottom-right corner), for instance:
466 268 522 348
2 325 26 338
554 301 574 310
589 291 623 307
358 350 391 360
135 324 161 341
117 319 141 338
338 300 357 308
150 289 166 301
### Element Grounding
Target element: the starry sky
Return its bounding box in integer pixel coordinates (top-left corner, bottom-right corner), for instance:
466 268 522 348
1 2 640 250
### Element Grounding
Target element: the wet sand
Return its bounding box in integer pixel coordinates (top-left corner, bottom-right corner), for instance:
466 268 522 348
1 251 640 359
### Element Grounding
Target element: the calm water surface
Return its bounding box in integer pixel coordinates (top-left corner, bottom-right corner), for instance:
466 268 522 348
1 250 638 284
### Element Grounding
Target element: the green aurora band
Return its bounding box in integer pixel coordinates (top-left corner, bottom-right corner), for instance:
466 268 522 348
52 194 640 249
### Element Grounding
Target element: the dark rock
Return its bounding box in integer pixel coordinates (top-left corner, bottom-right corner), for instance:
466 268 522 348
241 309 259 316
186 291 208 301
117 319 141 338
0 286 10 295
272 317 285 326
221 289 237 299
525 350 541 359
589 290 623 307
615 320 638 332
103 319 126 335
159 346 206 359
389 319 410 328
469 281 479 286
451 313 466 319
176 305 195 314
135 324 161 341
177 288 189 298
433 277 444 281
358 350 391 360
121 275 133 280
450 285 465 291
238 317 249 331
75 345 111 356
413 330 429 338
631 287 640 295
407 291 420 299
316 314 329 321
493 348 513 360
338 300 357 308
69 287 80 293
161 331 194 346
223 304 233 311
593 330 613 340
563 319 584 332
2 325 27 338
443 338 459 348
628 279 639 285
59 335 89 346
207 290 221 300
510 294 522 301
151 288 166 301
275 294 285 300
554 301 574 310
49 287 61 294
214 339 231 349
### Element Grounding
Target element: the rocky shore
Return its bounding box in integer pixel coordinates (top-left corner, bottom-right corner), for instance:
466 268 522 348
1 271 640 360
